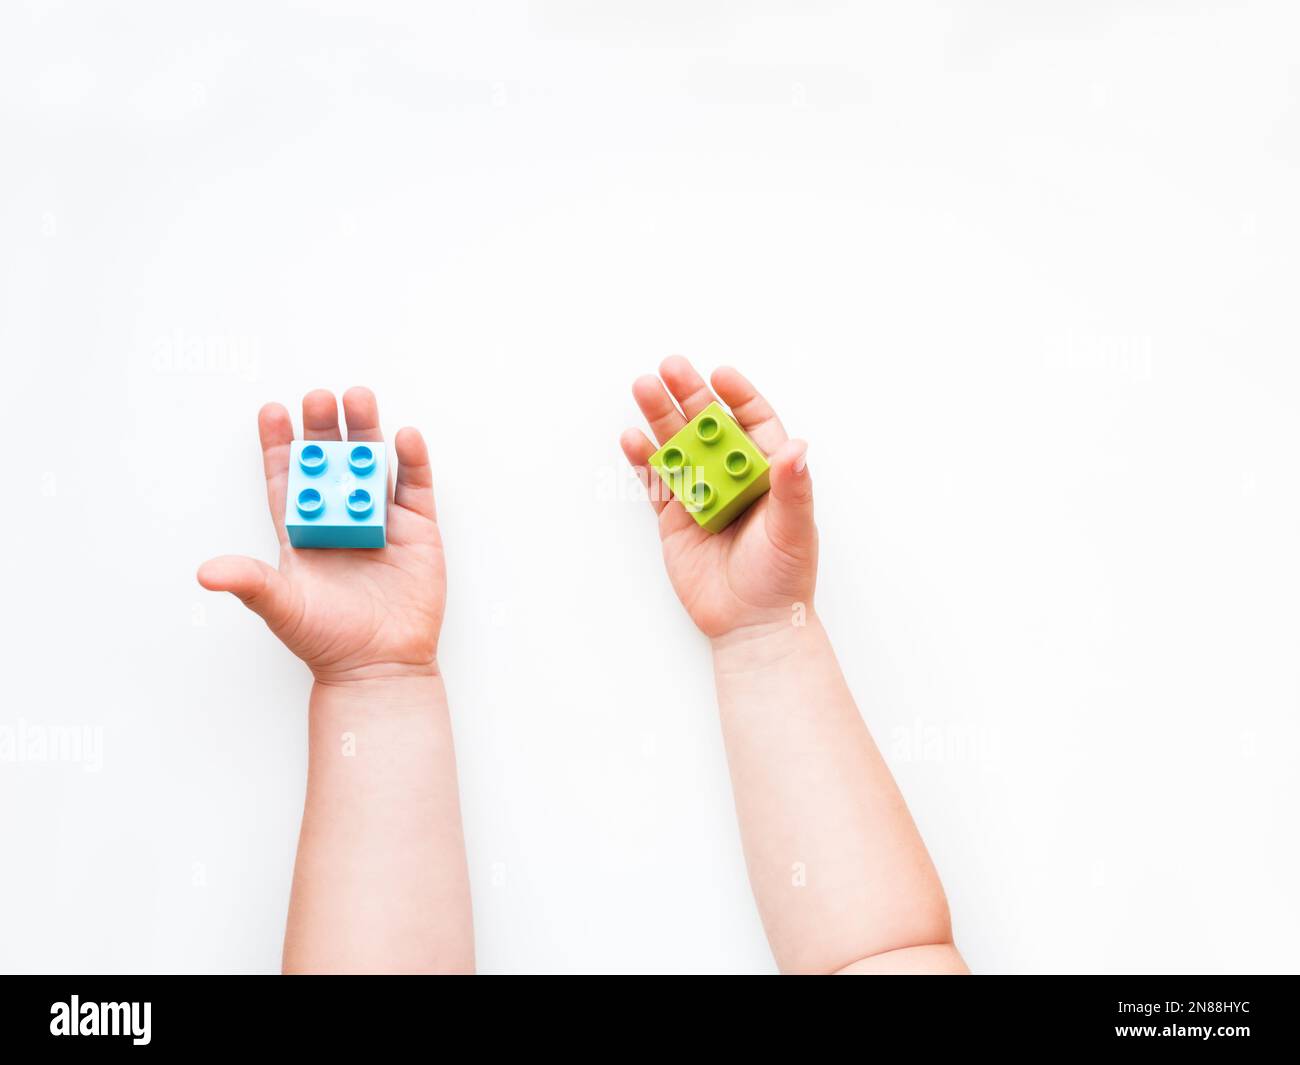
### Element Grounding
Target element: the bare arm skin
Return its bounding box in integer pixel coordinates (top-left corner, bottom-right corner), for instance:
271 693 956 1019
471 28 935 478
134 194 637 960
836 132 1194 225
283 674 471 973
712 618 961 974
621 358 964 974
199 388 473 974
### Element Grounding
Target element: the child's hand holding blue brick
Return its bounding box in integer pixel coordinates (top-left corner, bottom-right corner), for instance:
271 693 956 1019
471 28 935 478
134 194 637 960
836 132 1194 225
198 387 442 682
197 387 471 975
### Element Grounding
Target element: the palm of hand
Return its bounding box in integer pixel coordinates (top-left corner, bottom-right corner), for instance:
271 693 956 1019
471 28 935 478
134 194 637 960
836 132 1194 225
659 494 815 637
272 507 444 679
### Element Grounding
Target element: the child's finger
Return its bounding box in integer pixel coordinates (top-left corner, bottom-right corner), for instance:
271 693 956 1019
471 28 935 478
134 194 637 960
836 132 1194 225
342 386 395 499
620 427 670 515
709 365 789 455
764 439 816 557
393 426 437 520
659 355 717 419
632 374 687 444
257 402 293 543
342 386 383 442
197 555 298 633
620 428 697 537
302 389 342 440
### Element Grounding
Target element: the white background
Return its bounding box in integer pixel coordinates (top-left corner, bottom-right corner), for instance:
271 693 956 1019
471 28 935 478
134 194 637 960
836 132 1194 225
2 1 1297 975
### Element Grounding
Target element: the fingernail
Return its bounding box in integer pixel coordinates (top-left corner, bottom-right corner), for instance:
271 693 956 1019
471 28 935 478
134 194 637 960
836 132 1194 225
792 444 808 475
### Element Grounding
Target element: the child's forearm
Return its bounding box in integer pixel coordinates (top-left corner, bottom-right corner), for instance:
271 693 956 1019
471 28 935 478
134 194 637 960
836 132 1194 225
281 673 474 974
712 613 964 974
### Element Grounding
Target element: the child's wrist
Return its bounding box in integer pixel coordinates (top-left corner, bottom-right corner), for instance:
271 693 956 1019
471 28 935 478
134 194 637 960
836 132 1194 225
309 668 445 714
309 658 440 687
709 609 827 676
304 671 453 783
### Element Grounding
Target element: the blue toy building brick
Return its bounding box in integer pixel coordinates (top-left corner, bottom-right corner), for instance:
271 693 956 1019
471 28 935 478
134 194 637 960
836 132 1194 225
285 440 387 548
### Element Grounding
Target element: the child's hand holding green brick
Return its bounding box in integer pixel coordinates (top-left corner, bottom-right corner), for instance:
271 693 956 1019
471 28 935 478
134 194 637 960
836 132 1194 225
621 358 964 974
620 358 816 639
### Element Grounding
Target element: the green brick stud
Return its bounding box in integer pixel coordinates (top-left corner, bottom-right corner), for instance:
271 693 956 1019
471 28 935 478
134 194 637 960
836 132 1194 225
647 401 770 533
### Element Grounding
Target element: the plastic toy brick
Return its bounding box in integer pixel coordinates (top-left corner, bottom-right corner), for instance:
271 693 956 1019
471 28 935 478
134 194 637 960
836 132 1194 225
647 401 770 533
284 440 387 548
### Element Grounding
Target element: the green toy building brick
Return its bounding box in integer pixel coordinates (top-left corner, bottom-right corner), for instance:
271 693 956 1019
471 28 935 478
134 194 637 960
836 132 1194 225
647 401 770 533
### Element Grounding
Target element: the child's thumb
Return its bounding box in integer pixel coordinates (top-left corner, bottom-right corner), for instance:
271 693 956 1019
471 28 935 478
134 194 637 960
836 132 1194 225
197 555 296 632
765 439 815 554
